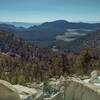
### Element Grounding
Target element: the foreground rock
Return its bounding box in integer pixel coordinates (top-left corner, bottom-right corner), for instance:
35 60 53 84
0 80 20 100
89 70 98 83
64 77 100 100
13 84 43 100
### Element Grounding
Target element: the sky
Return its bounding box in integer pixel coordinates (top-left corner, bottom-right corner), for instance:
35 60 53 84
0 0 100 23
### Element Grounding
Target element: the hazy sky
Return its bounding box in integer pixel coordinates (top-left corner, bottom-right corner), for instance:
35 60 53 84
0 0 100 22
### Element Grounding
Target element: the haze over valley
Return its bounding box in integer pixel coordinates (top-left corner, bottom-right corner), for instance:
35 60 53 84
0 20 100 52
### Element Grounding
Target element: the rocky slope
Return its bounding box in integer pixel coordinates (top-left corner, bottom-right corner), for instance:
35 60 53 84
64 77 100 100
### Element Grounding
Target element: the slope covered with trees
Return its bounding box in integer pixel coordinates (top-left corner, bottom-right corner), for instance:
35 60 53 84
0 31 73 84
0 31 100 85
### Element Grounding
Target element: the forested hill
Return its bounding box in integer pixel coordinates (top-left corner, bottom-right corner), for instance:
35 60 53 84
0 31 46 58
0 31 100 85
0 31 73 84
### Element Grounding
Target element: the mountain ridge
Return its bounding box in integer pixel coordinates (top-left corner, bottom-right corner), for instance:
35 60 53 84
0 20 100 52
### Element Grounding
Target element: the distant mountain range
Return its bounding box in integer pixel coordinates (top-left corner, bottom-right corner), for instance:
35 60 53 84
37 20 100 30
0 20 100 52
0 22 40 28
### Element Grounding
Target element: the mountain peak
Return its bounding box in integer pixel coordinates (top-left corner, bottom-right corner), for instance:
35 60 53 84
54 20 69 23
40 20 69 25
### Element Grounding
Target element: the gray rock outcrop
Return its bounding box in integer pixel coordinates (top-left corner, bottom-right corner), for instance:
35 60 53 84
64 77 100 100
0 80 20 100
89 70 98 83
